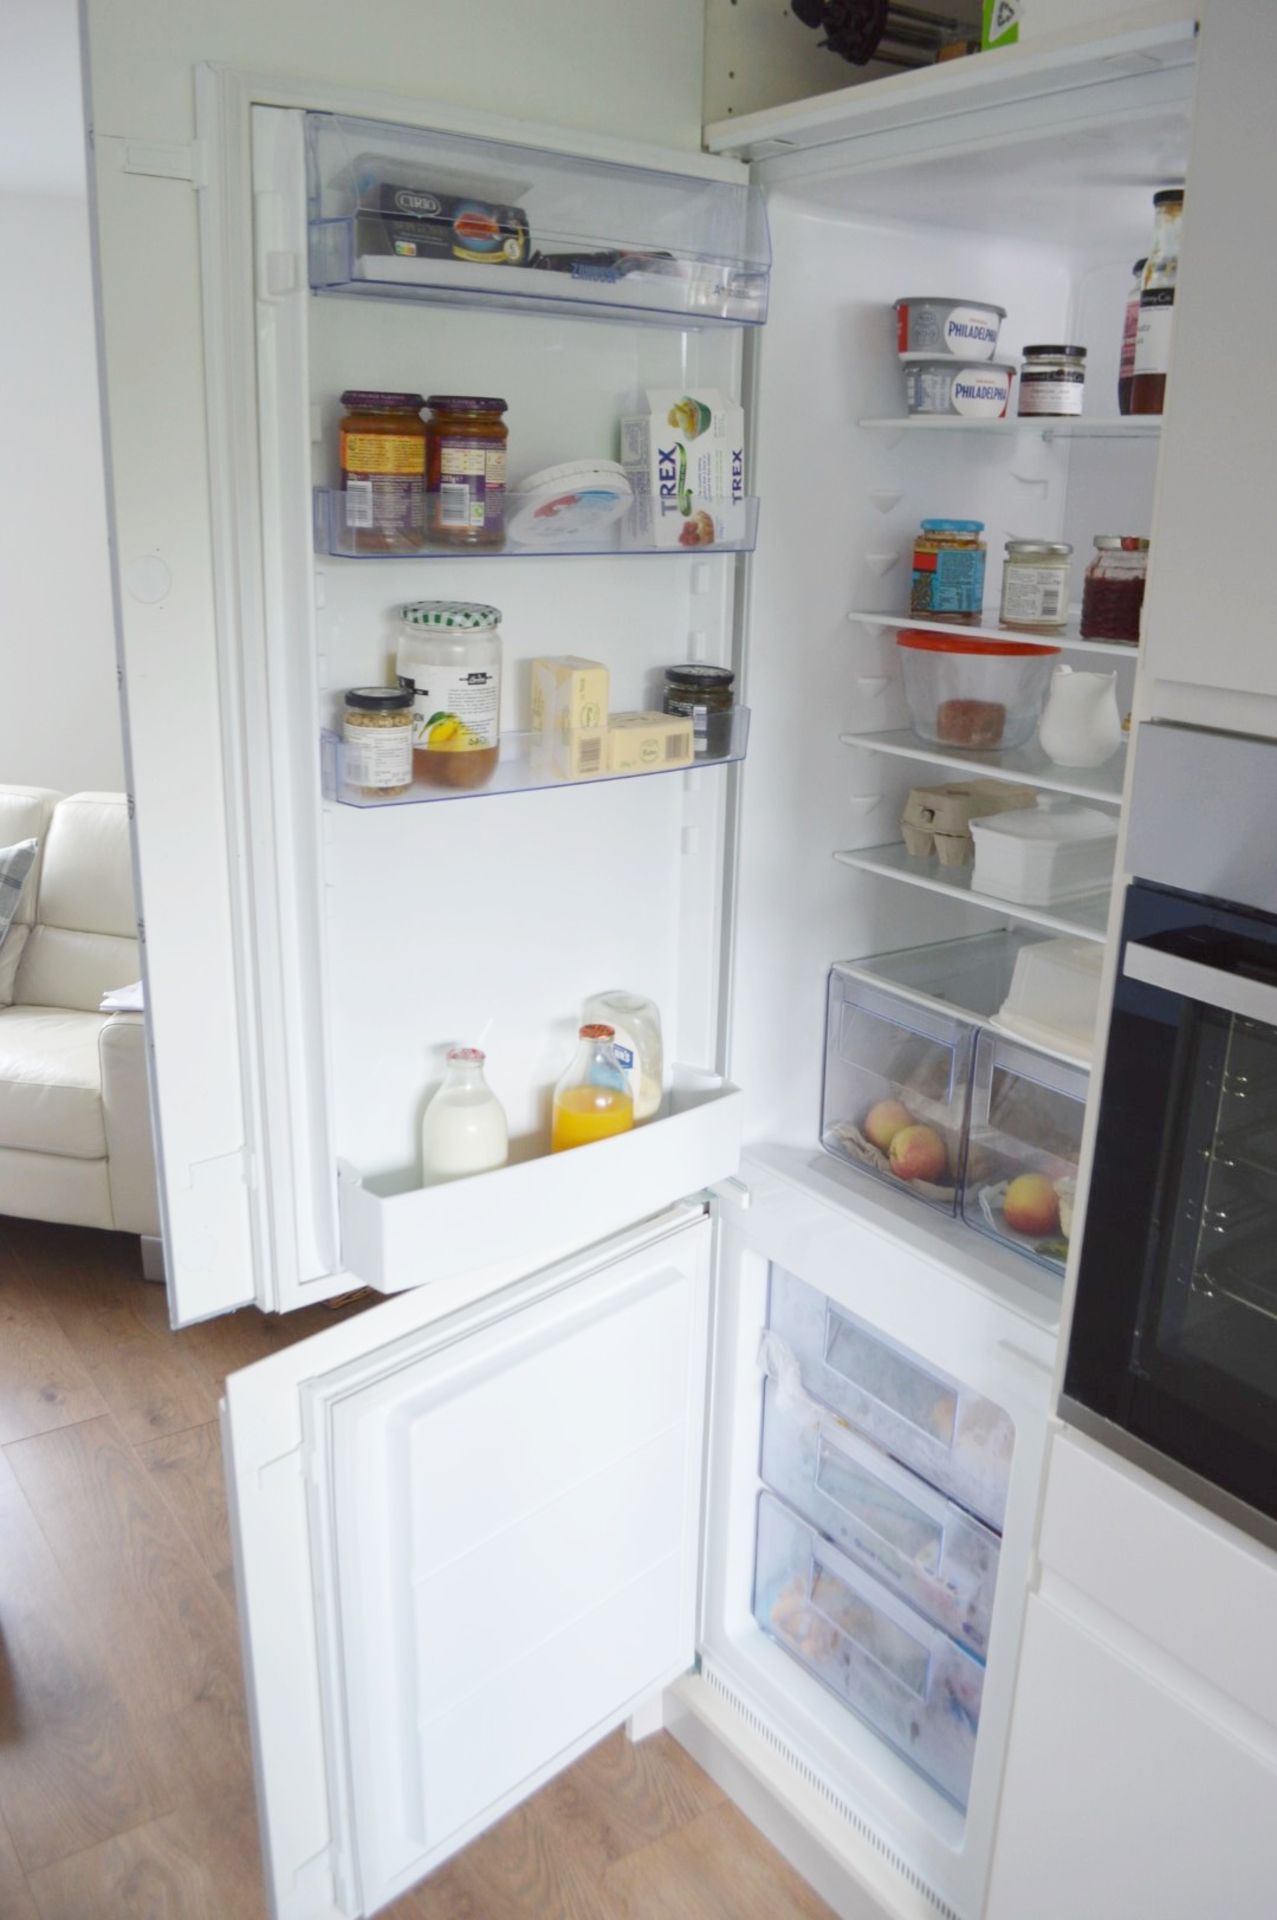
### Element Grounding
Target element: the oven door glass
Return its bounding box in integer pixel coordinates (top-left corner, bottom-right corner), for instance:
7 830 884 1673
1065 883 1277 1536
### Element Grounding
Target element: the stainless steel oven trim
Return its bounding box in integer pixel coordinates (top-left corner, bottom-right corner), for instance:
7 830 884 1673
1124 941 1277 1027
1059 1394 1277 1555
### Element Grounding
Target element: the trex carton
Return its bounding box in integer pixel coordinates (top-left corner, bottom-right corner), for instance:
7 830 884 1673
620 389 746 550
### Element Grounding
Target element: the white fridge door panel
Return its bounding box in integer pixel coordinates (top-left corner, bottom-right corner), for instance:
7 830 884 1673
224 1206 710 1919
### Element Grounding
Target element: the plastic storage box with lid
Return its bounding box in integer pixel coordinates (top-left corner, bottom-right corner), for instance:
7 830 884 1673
757 1368 1001 1658
993 935 1104 1061
766 1267 1014 1533
821 968 973 1214
896 631 1059 752
969 795 1118 906
961 1030 1087 1275
753 1491 985 1808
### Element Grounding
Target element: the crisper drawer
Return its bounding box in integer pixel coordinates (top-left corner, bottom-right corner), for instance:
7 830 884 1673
759 1377 1000 1658
767 1266 1014 1533
754 1491 984 1809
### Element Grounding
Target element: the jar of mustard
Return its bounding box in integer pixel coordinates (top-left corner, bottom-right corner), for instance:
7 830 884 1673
424 395 509 548
338 391 427 554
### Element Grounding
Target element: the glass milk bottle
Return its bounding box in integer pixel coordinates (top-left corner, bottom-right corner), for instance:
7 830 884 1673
551 1024 634 1152
420 1046 509 1184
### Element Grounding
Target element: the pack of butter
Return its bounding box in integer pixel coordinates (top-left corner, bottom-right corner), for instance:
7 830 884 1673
607 711 694 774
529 656 610 781
619 389 746 550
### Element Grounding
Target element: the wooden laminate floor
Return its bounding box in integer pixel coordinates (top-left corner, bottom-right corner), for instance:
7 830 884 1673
0 1217 835 1920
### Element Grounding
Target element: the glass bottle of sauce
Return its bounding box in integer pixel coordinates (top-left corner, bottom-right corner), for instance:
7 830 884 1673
1131 189 1184 416
338 391 427 553
397 601 503 789
1117 258 1146 415
423 395 509 547
420 1047 509 1184
551 1024 634 1152
1080 536 1149 644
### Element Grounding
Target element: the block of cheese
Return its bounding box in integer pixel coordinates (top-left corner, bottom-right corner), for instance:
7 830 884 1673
529 728 608 782
607 710 694 774
529 656 609 734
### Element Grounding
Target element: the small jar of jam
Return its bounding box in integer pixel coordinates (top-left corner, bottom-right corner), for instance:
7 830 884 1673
1080 536 1149 644
338 391 427 554
423 395 508 548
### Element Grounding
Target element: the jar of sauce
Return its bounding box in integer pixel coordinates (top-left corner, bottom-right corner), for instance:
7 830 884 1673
1017 345 1086 418
1080 536 1148 644
910 520 987 622
999 540 1072 631
424 395 508 548
338 391 427 553
662 664 736 758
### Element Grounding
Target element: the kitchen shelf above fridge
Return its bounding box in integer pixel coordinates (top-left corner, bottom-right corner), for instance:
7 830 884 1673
314 489 760 559
322 711 751 807
305 110 771 328
338 1068 743 1293
841 728 1126 804
846 610 1137 663
834 843 1111 944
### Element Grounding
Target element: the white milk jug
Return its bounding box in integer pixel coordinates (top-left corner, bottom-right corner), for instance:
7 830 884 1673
1038 666 1123 768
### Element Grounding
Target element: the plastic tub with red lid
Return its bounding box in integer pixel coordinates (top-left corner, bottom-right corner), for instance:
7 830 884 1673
897 630 1060 753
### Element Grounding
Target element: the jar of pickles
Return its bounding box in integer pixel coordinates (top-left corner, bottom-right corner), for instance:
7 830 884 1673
910 520 987 622
1080 536 1149 644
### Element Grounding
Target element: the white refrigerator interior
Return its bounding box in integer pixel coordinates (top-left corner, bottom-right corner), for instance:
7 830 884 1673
106 14 1220 1920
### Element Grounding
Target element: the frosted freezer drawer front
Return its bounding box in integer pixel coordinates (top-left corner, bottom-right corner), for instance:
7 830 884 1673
341 1074 741 1291
754 1492 984 1810
767 1266 1014 1532
223 1215 710 1919
759 1376 1000 1658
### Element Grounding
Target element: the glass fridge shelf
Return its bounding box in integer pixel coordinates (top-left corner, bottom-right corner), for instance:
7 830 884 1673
857 416 1162 440
834 843 1111 943
846 609 1139 661
840 728 1126 804
322 709 750 807
306 111 771 328
313 489 759 559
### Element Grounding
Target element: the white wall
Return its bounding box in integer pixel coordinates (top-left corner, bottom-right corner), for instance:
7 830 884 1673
0 1 122 795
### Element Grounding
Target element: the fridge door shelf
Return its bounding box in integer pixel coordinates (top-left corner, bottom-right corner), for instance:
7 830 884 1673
322 710 750 806
306 110 770 327
314 488 760 559
758 1375 1001 1659
339 1070 742 1291
753 1490 985 1810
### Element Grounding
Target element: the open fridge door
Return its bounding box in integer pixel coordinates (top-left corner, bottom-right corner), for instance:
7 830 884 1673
222 1205 710 1919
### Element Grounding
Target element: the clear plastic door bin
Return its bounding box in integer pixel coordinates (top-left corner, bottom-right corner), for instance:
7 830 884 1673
961 1030 1087 1275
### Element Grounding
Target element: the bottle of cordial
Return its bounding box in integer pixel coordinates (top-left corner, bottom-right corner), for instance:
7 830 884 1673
1131 189 1184 416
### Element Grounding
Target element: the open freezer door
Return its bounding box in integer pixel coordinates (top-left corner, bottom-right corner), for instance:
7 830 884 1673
223 1206 710 1919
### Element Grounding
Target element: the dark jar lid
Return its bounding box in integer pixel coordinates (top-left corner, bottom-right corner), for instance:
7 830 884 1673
1153 186 1185 206
1022 344 1087 359
424 394 508 413
345 686 414 711
340 390 425 411
664 664 736 690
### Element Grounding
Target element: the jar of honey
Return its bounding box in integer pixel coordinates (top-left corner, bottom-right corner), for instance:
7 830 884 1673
338 391 427 553
424 395 509 548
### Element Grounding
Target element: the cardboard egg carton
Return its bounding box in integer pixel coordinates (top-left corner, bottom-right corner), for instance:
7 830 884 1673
901 778 1037 868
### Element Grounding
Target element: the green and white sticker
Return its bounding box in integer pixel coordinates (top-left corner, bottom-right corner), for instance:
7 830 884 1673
982 0 1021 49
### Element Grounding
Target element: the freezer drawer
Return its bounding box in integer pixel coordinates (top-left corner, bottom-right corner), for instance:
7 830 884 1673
753 1491 984 1809
759 1377 1000 1658
767 1266 1014 1532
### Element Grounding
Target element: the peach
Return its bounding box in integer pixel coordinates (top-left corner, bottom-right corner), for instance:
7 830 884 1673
863 1098 914 1153
888 1123 947 1184
1003 1172 1060 1237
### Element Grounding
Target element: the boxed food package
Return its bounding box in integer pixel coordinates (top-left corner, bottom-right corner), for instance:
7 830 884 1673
606 711 694 774
529 657 610 734
620 389 746 549
355 178 530 266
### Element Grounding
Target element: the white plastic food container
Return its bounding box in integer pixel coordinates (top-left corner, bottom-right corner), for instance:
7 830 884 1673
994 935 1104 1060
903 355 1016 418
505 460 632 548
894 296 1006 360
970 797 1118 906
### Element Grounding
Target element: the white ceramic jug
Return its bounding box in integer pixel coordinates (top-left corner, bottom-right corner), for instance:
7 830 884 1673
1038 666 1123 767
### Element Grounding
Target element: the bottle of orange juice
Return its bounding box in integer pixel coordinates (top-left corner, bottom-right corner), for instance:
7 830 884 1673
551 1024 634 1152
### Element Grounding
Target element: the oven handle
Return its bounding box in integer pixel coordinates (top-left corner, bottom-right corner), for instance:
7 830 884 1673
1123 941 1277 1028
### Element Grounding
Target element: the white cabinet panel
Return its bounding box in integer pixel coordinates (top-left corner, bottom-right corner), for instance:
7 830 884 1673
1141 0 1277 709
224 1208 709 1919
987 1591 1277 1920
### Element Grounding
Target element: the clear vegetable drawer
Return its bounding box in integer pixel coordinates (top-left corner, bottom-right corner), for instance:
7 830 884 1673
758 1374 1000 1659
821 966 975 1216
961 1030 1088 1275
766 1267 1014 1534
753 1491 984 1809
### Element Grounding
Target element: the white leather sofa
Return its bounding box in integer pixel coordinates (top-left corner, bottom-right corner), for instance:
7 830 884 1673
0 786 160 1247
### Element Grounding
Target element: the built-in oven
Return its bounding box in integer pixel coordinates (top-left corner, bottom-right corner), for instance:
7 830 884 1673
1062 723 1277 1551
